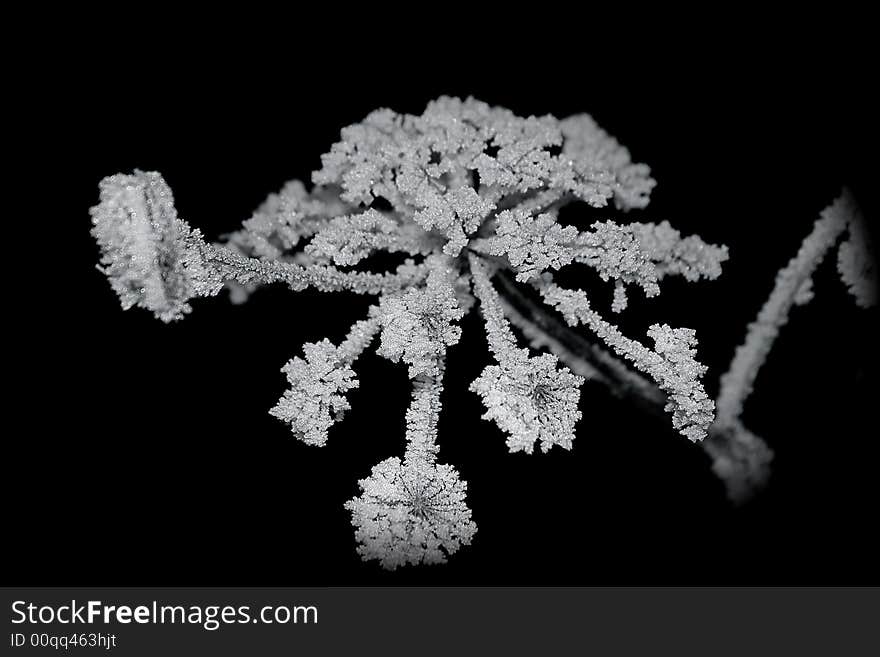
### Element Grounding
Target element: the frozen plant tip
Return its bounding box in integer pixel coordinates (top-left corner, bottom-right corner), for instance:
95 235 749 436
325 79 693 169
90 171 203 322
92 97 869 568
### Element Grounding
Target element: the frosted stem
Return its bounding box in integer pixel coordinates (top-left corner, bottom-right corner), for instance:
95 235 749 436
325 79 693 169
493 270 665 412
715 201 848 426
493 269 772 503
403 361 445 463
467 254 519 358
198 243 426 296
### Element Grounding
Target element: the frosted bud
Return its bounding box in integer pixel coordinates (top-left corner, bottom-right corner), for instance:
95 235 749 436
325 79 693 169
90 170 201 322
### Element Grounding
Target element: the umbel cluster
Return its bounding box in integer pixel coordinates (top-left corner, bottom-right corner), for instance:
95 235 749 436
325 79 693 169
91 97 875 569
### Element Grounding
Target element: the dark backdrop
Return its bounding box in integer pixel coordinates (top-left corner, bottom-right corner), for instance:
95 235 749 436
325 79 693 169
8 20 878 585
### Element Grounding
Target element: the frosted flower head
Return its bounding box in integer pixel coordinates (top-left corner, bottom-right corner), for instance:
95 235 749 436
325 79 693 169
344 457 477 570
313 96 656 259
470 351 584 454
269 339 358 446
89 98 751 569
376 265 464 377
90 170 200 322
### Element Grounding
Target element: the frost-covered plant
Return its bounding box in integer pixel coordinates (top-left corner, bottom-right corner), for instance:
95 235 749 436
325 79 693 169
91 96 873 568
705 190 876 501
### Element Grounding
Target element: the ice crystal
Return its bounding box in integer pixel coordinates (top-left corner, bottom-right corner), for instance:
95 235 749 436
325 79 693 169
95 96 870 566
270 314 380 446
344 456 476 570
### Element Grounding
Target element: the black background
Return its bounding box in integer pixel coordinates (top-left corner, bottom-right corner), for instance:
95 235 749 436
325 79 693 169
7 14 878 585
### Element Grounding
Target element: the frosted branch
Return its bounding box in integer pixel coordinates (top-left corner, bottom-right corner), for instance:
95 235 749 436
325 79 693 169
707 191 872 503
467 254 519 356
221 180 348 260
629 221 729 283
345 356 477 570
715 193 852 426
475 212 727 314
90 170 427 324
306 209 438 266
493 270 665 408
536 276 714 442
269 309 381 446
494 271 772 502
195 243 427 296
469 255 584 453
477 210 661 301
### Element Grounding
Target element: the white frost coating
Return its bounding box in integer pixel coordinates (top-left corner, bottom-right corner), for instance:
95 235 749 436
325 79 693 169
225 180 346 260
629 221 729 283
467 255 519 355
537 276 714 442
411 185 496 257
471 352 584 453
477 212 727 315
559 113 656 210
91 171 426 317
90 97 760 568
469 255 584 453
270 312 381 445
190 239 426 297
715 193 852 426
344 456 477 570
90 170 202 322
306 209 437 266
483 210 658 290
346 362 477 569
313 96 656 258
402 368 445 462
376 259 465 378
